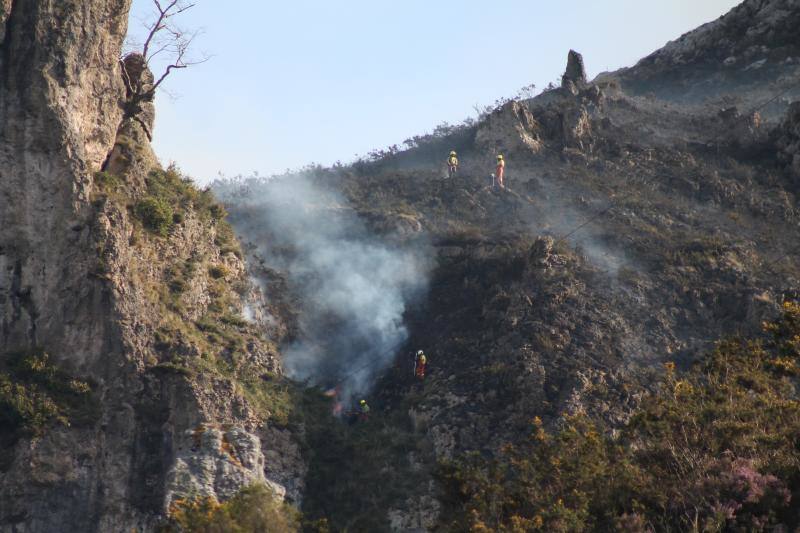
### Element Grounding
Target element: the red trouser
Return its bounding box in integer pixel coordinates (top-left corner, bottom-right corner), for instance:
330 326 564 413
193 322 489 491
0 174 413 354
415 363 426 379
496 166 505 187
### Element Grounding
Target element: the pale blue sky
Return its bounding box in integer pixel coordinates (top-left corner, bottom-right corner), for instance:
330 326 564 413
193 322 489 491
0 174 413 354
127 0 741 183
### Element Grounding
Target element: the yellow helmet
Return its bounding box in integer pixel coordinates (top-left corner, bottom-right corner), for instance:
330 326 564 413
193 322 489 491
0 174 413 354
497 154 504 160
360 399 366 405
450 151 456 156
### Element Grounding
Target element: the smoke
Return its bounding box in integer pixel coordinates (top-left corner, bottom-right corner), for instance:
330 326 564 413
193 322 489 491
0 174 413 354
529 175 633 276
545 205 630 276
213 173 429 403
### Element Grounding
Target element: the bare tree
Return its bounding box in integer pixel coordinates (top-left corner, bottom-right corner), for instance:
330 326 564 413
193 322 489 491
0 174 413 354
122 0 209 100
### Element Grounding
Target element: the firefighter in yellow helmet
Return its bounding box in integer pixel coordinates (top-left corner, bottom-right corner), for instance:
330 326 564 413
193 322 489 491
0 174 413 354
414 350 427 380
447 151 459 178
359 399 370 421
495 154 505 189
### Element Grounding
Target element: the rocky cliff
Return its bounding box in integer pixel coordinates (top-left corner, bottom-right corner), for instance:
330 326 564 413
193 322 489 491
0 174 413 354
0 2 302 531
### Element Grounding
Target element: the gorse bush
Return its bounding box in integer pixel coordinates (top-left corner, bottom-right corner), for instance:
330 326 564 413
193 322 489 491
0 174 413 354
94 170 121 191
163 484 300 532
145 165 226 223
135 196 174 236
438 300 800 532
0 350 98 440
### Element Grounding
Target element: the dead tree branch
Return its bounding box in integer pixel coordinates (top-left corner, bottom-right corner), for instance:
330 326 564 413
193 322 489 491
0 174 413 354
123 0 208 99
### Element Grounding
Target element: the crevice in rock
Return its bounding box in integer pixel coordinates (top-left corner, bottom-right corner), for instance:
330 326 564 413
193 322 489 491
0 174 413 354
0 0 18 75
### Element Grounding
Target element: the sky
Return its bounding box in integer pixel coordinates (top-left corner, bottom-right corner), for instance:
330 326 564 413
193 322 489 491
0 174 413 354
126 0 741 184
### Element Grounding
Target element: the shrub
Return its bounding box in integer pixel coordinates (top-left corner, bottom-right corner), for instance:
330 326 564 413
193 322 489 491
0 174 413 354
0 350 98 439
437 299 800 532
164 484 300 532
135 196 174 236
94 171 120 190
208 265 230 280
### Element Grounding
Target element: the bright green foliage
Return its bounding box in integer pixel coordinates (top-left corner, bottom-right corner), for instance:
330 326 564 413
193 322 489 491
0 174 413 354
93 170 121 191
133 165 237 239
163 484 300 532
0 351 98 439
136 196 174 237
438 301 800 532
145 165 227 223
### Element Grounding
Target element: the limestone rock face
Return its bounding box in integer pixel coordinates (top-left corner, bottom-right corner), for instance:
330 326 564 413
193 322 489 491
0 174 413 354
0 0 129 364
0 3 138 530
475 100 542 156
0 2 302 531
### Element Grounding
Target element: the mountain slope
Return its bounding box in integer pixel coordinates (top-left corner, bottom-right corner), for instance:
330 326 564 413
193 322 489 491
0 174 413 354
218 1 800 529
605 0 800 112
2 0 800 531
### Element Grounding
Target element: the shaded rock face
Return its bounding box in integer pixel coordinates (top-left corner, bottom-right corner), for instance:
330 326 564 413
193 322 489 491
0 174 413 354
120 52 156 139
103 54 158 191
777 101 800 181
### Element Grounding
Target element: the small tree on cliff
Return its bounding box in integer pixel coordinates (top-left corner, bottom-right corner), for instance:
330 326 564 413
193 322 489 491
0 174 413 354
122 0 209 102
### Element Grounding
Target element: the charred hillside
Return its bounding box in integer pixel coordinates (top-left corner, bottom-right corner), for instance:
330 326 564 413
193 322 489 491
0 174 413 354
218 1 800 530
1 0 800 531
606 0 800 111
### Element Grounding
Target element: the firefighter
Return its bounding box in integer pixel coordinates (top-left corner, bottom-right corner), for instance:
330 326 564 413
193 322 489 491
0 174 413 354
359 399 370 421
495 154 505 189
447 151 459 178
414 350 427 380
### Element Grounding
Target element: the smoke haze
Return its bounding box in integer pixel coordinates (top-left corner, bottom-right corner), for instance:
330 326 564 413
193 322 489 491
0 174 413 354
214 173 429 403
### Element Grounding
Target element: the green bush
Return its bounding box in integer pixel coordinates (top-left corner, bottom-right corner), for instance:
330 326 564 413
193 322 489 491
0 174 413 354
94 171 120 190
0 351 98 439
135 196 174 237
145 165 226 223
163 484 300 532
208 265 230 280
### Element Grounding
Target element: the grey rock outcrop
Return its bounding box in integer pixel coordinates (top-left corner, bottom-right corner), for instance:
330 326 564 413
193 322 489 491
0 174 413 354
475 100 542 156
562 49 588 94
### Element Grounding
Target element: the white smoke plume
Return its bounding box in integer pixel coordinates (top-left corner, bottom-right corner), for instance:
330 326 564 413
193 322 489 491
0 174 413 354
213 173 429 404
